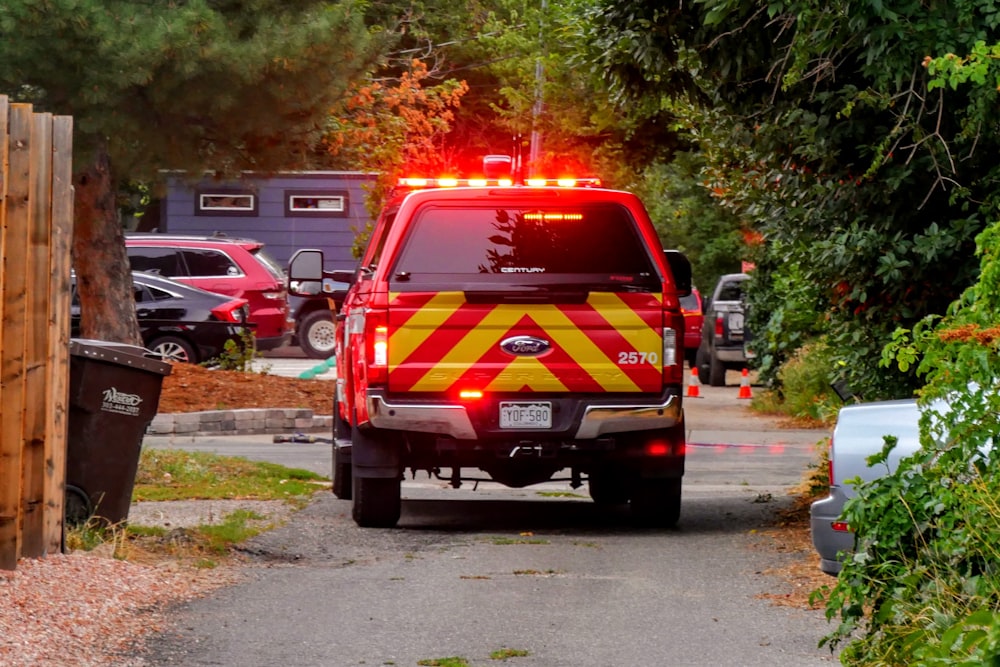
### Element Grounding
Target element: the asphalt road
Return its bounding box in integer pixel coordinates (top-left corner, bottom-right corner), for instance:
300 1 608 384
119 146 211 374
140 365 839 666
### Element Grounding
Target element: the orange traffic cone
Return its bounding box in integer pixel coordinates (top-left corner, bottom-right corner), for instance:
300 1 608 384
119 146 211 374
687 366 701 398
738 368 753 399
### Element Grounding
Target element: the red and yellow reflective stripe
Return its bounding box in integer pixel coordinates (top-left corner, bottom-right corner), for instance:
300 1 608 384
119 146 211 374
387 291 663 393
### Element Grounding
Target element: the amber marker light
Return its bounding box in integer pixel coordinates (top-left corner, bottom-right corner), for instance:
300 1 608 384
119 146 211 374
459 389 483 400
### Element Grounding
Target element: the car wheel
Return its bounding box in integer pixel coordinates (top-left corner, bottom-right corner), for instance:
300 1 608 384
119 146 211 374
630 477 682 527
708 351 726 387
149 335 197 363
588 469 630 506
298 309 337 360
695 345 710 385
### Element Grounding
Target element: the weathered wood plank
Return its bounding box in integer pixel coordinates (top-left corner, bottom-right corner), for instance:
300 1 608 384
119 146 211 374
20 112 53 558
44 115 73 555
0 103 33 570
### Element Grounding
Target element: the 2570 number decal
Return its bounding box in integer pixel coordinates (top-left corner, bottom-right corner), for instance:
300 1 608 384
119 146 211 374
617 351 659 366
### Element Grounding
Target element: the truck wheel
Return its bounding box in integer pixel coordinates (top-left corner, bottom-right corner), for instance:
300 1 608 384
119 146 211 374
352 476 401 528
708 351 726 387
630 478 682 527
588 470 630 506
332 446 353 500
331 396 353 499
298 309 337 360
695 346 710 385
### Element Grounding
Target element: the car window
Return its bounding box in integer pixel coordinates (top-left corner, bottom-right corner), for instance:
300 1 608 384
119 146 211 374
717 279 746 301
145 286 175 302
127 247 184 277
680 292 700 311
180 249 242 277
249 247 286 281
393 204 655 280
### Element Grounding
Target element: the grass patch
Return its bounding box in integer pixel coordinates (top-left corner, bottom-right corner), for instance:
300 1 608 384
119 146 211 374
64 449 329 564
195 509 266 553
417 658 469 666
488 536 550 545
490 648 530 660
133 447 328 502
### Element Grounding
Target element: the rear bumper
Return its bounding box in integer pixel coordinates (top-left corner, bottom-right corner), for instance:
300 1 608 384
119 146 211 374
713 345 747 363
810 488 855 576
365 389 683 441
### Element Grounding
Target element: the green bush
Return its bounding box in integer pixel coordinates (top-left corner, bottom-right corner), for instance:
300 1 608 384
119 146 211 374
773 339 842 423
821 221 1000 664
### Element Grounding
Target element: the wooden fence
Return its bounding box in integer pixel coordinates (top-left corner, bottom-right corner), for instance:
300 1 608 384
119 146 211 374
0 95 75 571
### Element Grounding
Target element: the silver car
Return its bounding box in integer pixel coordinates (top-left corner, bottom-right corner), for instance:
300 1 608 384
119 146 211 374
810 398 924 575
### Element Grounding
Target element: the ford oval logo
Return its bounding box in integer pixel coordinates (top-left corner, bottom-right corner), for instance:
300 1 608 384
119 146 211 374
500 335 551 357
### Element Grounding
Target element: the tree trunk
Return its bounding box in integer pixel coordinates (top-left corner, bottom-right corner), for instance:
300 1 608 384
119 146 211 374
71 145 141 345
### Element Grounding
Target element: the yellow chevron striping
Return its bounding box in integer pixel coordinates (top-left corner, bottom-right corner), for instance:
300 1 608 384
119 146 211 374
485 357 568 392
388 291 466 363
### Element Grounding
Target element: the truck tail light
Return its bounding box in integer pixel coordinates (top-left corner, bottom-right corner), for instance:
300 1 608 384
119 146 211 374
661 306 685 386
365 309 389 386
714 314 724 339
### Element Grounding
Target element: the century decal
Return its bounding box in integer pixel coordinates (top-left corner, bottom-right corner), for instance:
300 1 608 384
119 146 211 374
386 291 664 393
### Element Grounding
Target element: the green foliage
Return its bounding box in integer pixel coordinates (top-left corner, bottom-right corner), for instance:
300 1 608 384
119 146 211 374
0 0 377 181
211 329 260 372
636 152 745 291
822 220 1000 664
768 339 841 423
582 0 1000 401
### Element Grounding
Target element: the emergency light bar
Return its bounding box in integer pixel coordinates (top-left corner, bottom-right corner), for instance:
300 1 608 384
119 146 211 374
396 176 603 189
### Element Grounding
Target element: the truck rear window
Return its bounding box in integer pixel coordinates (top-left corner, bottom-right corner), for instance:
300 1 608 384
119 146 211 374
393 204 656 280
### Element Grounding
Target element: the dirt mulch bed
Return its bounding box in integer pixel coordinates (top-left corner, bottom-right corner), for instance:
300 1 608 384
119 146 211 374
156 362 334 414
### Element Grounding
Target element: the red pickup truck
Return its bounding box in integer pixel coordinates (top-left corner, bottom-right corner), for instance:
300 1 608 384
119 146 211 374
288 174 693 528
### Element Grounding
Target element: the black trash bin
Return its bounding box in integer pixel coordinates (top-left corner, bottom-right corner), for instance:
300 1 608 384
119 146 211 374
65 339 172 526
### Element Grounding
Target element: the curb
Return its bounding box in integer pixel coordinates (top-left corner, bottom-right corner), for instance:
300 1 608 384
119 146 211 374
148 408 333 437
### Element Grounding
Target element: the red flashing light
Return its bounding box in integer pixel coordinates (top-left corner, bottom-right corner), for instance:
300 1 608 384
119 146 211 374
646 441 670 457
458 389 483 400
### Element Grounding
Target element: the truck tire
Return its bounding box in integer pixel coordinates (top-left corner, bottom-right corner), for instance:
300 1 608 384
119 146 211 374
298 309 337 360
352 476 401 528
332 446 353 500
630 477 682 527
588 469 630 506
331 396 353 499
695 345 710 385
708 350 726 387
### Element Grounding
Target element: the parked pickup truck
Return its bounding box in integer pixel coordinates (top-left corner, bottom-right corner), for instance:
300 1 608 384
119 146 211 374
288 172 693 528
696 272 750 386
810 398 926 575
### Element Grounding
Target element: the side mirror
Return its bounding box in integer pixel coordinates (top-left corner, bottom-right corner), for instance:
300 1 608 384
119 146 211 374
288 249 324 296
664 249 692 297
289 249 324 281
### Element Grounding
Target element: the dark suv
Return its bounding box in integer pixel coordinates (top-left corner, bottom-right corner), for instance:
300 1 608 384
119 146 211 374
696 272 750 386
125 234 292 351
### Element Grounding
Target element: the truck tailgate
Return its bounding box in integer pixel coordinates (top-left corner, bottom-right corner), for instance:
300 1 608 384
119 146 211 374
386 290 664 393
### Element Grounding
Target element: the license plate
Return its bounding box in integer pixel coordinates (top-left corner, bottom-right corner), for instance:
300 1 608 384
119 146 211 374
499 402 552 429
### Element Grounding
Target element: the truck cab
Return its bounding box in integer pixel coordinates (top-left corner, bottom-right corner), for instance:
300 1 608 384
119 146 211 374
290 174 692 528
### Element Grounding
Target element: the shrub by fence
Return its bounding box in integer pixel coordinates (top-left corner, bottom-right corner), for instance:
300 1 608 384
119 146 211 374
0 95 75 571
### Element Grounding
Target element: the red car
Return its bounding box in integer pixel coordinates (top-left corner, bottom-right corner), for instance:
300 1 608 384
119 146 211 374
680 287 704 366
125 234 292 351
